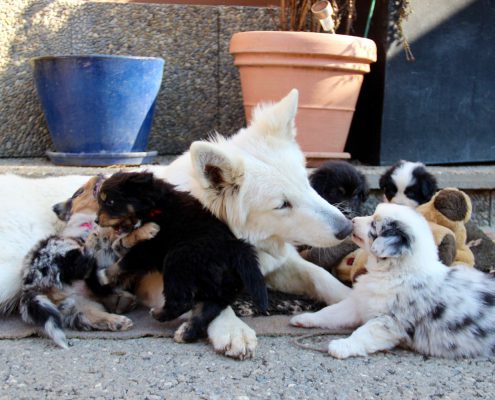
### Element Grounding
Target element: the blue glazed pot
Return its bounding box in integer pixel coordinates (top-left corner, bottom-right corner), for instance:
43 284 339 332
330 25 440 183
32 55 164 166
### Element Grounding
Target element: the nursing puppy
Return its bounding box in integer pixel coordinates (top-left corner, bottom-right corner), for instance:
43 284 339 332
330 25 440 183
310 161 369 218
97 171 268 343
20 176 135 348
379 160 437 207
291 203 495 359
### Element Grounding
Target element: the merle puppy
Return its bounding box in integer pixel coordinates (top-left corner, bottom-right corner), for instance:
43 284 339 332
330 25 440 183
310 161 369 218
97 171 268 343
379 160 437 207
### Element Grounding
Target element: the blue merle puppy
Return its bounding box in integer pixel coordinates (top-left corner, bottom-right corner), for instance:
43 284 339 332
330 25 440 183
20 175 155 348
291 203 495 359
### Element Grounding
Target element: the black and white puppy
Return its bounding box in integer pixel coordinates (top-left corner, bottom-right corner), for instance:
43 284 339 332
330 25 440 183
379 160 437 207
291 203 495 359
97 171 268 343
310 161 369 217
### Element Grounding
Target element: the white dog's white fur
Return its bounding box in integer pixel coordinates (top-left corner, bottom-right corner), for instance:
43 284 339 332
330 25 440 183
291 203 495 359
0 90 353 359
0 174 89 313
151 89 353 358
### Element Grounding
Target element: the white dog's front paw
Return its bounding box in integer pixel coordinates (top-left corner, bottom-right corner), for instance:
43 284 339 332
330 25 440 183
328 338 365 359
208 311 257 360
290 313 318 328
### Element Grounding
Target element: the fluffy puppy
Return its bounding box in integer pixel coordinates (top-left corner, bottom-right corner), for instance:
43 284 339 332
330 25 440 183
20 175 147 348
379 160 437 207
291 203 495 359
97 171 268 343
310 161 369 218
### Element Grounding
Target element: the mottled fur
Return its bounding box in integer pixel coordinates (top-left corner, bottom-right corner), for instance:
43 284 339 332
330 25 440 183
19 176 144 348
97 171 268 343
291 203 495 359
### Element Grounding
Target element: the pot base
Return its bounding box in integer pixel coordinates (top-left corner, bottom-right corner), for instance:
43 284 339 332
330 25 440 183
46 151 158 167
305 151 351 168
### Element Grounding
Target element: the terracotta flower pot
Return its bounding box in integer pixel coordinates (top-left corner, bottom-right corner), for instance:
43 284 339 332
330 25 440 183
230 31 377 166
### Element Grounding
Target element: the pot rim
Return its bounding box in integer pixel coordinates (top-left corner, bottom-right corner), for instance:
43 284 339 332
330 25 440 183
230 31 377 63
31 54 165 63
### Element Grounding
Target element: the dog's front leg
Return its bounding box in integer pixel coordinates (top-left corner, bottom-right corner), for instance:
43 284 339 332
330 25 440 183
207 306 257 360
264 245 351 305
328 315 404 359
290 297 360 329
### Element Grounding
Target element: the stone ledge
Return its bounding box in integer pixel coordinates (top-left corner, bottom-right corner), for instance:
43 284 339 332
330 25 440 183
1 157 494 189
1 158 493 227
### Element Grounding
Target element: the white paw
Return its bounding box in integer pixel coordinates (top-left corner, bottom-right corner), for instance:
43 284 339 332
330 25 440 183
208 314 257 360
97 268 109 285
290 313 318 328
328 338 365 359
173 322 190 343
142 222 160 239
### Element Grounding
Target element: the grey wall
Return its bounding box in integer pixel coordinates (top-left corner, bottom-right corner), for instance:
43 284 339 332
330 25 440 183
0 1 275 157
380 0 495 165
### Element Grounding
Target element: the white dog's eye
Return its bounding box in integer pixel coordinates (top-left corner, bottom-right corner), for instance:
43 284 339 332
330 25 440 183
275 200 292 210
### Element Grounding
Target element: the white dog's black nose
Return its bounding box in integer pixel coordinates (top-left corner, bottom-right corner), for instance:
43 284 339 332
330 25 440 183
335 219 353 240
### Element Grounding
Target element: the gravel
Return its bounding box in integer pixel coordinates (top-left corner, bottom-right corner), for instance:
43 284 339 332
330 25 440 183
1 336 494 399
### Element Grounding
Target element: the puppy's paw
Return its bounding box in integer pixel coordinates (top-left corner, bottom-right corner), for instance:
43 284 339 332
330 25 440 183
102 290 137 314
208 315 257 360
174 321 203 343
140 222 160 240
94 315 133 332
328 338 365 359
290 313 318 328
150 307 174 322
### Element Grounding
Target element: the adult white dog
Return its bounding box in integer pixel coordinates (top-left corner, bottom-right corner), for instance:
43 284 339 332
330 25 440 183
153 89 353 358
0 89 353 359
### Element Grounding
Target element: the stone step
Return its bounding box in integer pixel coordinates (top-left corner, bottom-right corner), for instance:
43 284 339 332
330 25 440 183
1 158 493 227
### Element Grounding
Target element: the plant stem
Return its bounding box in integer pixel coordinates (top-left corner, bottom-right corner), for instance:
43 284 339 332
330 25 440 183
363 0 376 38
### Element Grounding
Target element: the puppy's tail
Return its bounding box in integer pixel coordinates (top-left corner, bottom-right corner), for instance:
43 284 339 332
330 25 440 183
230 241 268 313
19 291 69 349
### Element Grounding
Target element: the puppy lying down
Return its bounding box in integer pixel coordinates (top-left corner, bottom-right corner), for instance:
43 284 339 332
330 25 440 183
291 203 495 359
97 171 268 343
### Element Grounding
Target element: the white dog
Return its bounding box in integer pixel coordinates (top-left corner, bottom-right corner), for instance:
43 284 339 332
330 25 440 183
291 203 495 359
0 174 89 314
1 89 353 359
152 89 353 358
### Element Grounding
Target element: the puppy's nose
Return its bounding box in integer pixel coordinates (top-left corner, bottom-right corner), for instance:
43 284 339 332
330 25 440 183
335 219 353 240
95 217 100 225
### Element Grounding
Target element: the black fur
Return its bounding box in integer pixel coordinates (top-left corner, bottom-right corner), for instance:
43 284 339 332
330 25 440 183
310 161 369 217
98 172 268 342
379 160 438 206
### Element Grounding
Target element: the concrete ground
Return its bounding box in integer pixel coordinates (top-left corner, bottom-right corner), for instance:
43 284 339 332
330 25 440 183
1 336 494 400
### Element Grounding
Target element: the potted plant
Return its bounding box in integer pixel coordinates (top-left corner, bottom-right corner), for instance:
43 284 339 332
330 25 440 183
230 0 410 166
32 55 164 166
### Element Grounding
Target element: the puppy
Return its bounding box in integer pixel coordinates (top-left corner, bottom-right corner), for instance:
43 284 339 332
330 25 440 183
97 171 268 343
19 175 149 348
310 161 369 218
291 203 495 359
379 160 437 207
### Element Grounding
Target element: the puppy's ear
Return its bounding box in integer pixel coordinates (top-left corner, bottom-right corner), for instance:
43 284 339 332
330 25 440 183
250 89 298 141
414 166 437 204
370 220 411 258
190 141 244 192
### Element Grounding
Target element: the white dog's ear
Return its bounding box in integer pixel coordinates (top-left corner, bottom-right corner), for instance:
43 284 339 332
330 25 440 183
250 89 299 141
370 221 411 258
190 141 244 191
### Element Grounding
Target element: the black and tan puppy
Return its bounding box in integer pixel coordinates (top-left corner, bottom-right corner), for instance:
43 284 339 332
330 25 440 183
97 171 268 343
